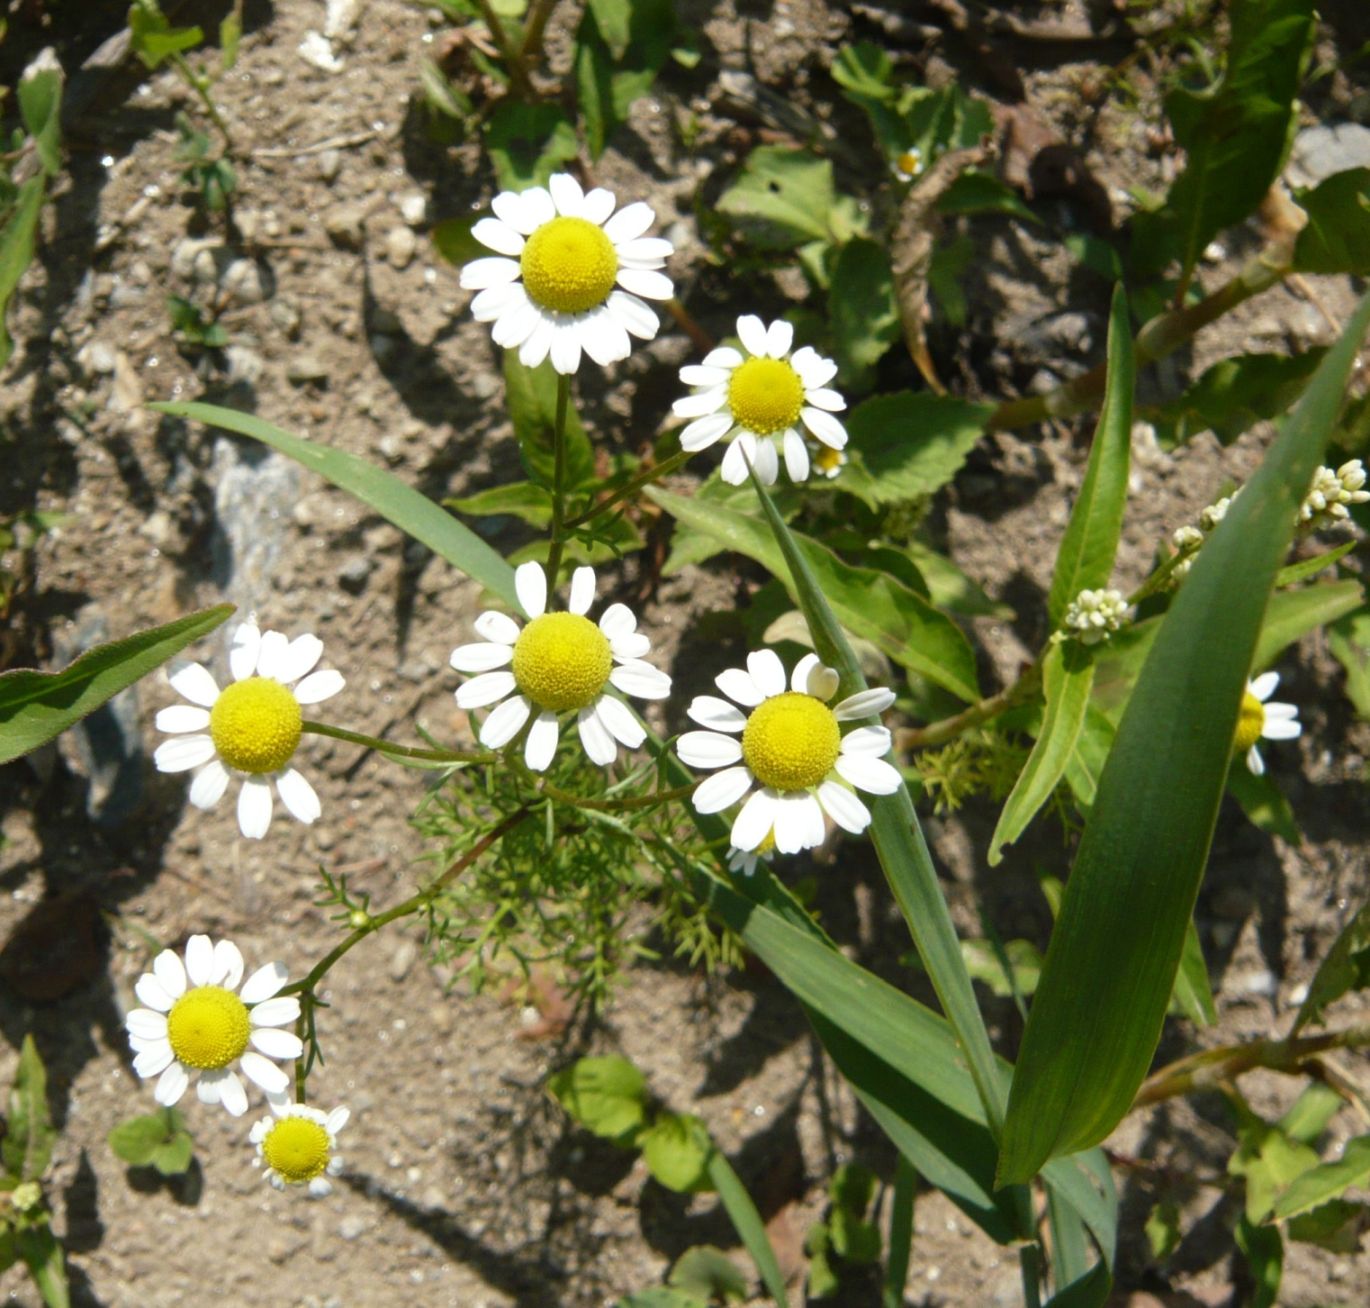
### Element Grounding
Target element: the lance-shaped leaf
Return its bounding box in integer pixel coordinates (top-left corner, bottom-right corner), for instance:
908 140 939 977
0 605 233 766
997 292 1370 1186
3 1036 55 1181
151 402 519 610
1271 1136 1370 1221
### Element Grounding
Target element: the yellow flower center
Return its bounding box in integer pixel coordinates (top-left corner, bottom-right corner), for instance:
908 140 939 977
512 612 612 712
166 985 250 1070
742 692 841 792
262 1117 331 1185
209 676 302 774
1233 690 1266 754
896 148 923 177
727 357 805 436
519 216 619 315
816 446 844 476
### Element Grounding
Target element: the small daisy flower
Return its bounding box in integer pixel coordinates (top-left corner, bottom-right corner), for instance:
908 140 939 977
814 445 847 480
678 650 900 854
251 1097 349 1197
1062 588 1129 645
451 562 671 771
125 935 302 1117
1299 459 1370 532
672 315 848 486
728 829 777 877
1234 671 1301 776
460 173 673 375
154 621 344 839
893 147 924 182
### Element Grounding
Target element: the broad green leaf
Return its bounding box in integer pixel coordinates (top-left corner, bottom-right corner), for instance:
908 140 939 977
668 1246 747 1301
828 238 899 382
587 0 631 58
989 642 1094 865
503 356 594 490
575 22 615 158
446 481 553 528
3 1037 54 1182
1043 1263 1111 1308
716 146 835 248
997 293 1370 1186
905 541 1011 619
0 176 45 369
1235 1215 1282 1308
0 604 233 766
220 12 241 69
108 1108 192 1174
1293 168 1370 274
1145 1200 1182 1262
641 1112 713 1193
883 1155 916 1308
1232 1120 1320 1223
1171 918 1217 1027
1286 1199 1369 1251
1063 703 1114 813
957 937 1043 1000
1271 1136 1370 1220
1226 764 1300 844
936 172 1041 225
1254 578 1362 667
151 402 520 611
151 1131 194 1176
128 1 204 69
1292 899 1370 1032
16 1226 68 1308
18 67 62 178
577 0 674 156
705 1154 789 1306
648 485 979 701
1279 1082 1342 1145
547 1056 647 1143
1048 286 1134 628
840 393 993 509
1328 608 1370 719
484 101 578 190
1155 350 1326 448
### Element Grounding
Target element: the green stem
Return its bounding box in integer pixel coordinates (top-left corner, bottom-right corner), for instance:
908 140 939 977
544 372 571 589
302 719 492 764
563 448 693 531
473 0 535 99
900 661 1043 750
1019 1243 1043 1308
882 1155 916 1308
517 0 558 67
169 52 234 152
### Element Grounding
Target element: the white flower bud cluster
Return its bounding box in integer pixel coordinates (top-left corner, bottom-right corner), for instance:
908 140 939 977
1198 493 1237 533
1063 588 1129 644
1299 459 1370 532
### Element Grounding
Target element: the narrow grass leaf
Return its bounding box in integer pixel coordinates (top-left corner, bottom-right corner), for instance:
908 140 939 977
706 1150 789 1306
152 402 519 610
997 293 1370 1185
1171 917 1218 1027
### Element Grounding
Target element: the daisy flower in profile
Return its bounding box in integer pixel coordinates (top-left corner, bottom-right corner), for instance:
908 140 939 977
451 562 671 771
1234 672 1301 776
678 650 900 854
154 621 344 839
672 315 848 486
251 1098 349 1197
461 173 673 374
728 830 776 877
125 935 302 1117
814 445 847 480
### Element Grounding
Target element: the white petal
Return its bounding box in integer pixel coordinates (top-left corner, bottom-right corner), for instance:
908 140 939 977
616 268 673 300
251 1027 304 1060
156 705 211 734
255 630 289 681
169 662 221 708
327 1106 351 1135
774 792 825 854
679 365 730 387
275 634 323 687
241 1052 290 1095
491 189 529 232
480 694 532 748
687 695 747 733
790 653 820 694
783 430 810 483
521 186 558 231
610 633 651 660
753 438 780 486
1246 745 1265 775
672 386 729 419
720 438 750 485
475 281 529 325
1250 671 1280 702
518 316 555 368
548 172 584 216
569 566 596 616
791 346 837 388
154 734 216 773
765 319 794 357
212 939 244 990
598 603 636 639
475 611 522 645
609 660 671 700
603 200 655 243
241 961 290 1005
678 730 744 769
186 760 229 812
197 1068 225 1105
456 669 518 709
802 407 848 450
135 974 175 1012
581 187 617 225
841 725 893 756
605 290 658 339
154 1062 189 1107
459 256 521 290
579 306 631 365
1261 718 1302 741
126 1008 168 1039
730 788 779 852
250 996 301 1028
471 216 524 256
308 1178 334 1198
617 236 673 266
153 948 187 1000
185 934 214 987
238 778 273 839
577 707 617 766
515 560 548 618
834 689 896 720
525 711 560 772
736 315 769 357
450 641 516 673
550 321 582 375
817 779 873 834
715 667 765 708
220 1072 249 1117
276 769 322 825
692 766 755 814
594 695 645 748
1263 702 1299 720
294 668 345 705
133 1045 175 1079
703 347 743 369
229 624 261 682
747 649 787 698
835 753 902 795
805 386 847 412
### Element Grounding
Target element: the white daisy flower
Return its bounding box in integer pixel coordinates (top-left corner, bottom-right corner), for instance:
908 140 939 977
678 650 900 854
451 561 671 772
125 934 302 1118
814 445 847 480
893 147 924 182
727 829 777 877
251 1097 349 1197
1235 671 1301 776
460 172 673 375
671 315 848 486
153 621 344 840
